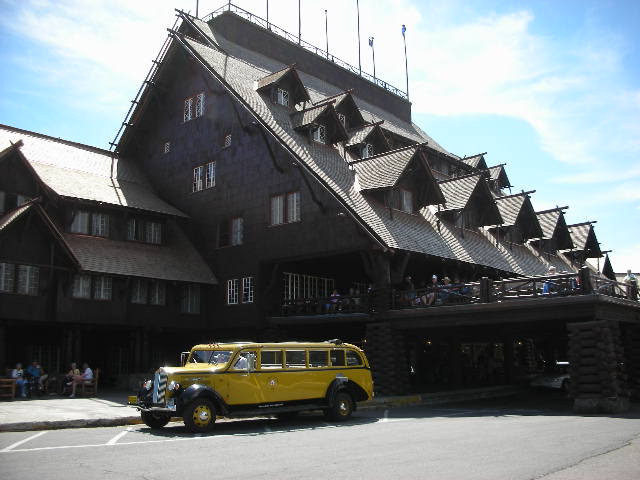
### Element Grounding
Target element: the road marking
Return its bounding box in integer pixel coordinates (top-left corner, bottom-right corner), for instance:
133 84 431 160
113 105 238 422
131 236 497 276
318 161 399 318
106 427 132 445
1 431 47 452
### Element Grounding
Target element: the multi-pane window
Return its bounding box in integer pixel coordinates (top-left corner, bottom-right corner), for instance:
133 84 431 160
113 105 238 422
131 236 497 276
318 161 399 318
227 279 239 305
16 265 39 296
127 218 142 241
92 213 109 237
195 92 205 118
193 166 204 192
223 133 232 148
311 125 326 144
93 276 112 300
242 276 254 304
400 189 413 214
361 143 374 159
184 92 205 122
163 142 170 154
181 284 200 314
231 217 243 246
149 281 166 306
227 276 254 305
145 221 162 244
0 262 15 293
273 87 290 106
72 274 91 299
183 97 193 122
205 161 216 189
337 112 347 129
70 211 90 234
219 217 243 247
270 192 301 226
283 272 334 301
131 278 148 304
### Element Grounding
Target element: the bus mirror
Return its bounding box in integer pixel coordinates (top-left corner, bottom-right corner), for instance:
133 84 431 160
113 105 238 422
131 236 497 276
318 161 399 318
180 352 189 366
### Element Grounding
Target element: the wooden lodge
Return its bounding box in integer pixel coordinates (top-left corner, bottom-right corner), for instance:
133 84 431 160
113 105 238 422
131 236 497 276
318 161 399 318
1 4 638 410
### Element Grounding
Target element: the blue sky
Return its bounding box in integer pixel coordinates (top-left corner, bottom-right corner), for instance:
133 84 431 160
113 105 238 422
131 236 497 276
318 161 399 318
1 0 638 271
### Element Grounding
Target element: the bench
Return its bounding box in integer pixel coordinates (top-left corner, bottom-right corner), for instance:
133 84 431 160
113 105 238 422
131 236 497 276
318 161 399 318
0 378 17 400
79 368 100 397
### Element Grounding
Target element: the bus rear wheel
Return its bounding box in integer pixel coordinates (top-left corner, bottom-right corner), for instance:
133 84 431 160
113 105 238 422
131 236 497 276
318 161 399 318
184 398 216 433
324 391 354 421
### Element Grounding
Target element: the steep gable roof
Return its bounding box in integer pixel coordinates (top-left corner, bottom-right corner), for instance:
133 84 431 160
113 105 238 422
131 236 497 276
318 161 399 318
461 153 488 170
290 102 348 143
486 164 511 189
0 125 187 218
492 191 543 239
535 207 573 250
567 222 602 258
315 90 366 128
256 64 310 104
345 122 389 150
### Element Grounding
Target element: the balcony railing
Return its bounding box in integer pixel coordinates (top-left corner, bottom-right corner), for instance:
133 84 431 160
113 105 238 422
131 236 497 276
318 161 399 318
202 3 408 99
274 268 638 317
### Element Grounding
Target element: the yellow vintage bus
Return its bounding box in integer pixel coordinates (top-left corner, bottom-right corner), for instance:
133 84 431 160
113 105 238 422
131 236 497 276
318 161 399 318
129 340 373 432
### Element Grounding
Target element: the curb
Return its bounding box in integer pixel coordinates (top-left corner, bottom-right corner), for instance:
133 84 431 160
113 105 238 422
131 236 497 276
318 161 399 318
0 416 142 433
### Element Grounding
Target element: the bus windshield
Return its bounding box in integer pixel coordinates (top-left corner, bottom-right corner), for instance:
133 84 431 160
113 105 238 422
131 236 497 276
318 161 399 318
190 350 233 365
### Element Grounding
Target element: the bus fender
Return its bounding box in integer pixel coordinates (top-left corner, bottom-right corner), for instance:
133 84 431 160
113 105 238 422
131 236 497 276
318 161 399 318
177 384 229 415
325 374 349 407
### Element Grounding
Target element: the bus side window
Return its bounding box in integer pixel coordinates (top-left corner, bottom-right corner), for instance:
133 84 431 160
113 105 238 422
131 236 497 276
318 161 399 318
261 350 283 369
330 349 346 367
309 350 329 367
285 350 306 368
346 350 362 366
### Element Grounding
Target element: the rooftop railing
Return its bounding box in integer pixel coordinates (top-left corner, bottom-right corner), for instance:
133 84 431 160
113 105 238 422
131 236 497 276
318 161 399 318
202 3 409 100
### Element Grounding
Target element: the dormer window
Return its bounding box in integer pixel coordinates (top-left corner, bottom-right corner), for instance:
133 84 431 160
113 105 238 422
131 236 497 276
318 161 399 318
400 189 413 214
361 143 374 159
311 125 327 144
273 87 290 107
337 112 347 129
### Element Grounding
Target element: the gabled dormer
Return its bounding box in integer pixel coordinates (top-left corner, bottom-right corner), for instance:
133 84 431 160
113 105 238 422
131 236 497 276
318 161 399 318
436 173 502 228
490 191 542 243
315 90 366 131
256 64 310 107
566 221 602 264
290 102 347 144
345 122 390 159
484 164 511 194
352 144 444 214
531 207 574 253
461 152 488 170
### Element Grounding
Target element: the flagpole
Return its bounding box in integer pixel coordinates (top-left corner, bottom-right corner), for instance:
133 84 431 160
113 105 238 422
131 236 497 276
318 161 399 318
369 37 376 81
298 0 301 44
325 9 329 58
402 24 409 99
357 0 361 74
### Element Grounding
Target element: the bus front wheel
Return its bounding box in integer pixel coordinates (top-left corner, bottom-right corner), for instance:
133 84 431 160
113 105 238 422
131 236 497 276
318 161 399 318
324 391 354 421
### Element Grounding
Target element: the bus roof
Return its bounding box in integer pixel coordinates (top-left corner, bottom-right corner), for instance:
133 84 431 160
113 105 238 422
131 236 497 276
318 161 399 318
190 341 362 351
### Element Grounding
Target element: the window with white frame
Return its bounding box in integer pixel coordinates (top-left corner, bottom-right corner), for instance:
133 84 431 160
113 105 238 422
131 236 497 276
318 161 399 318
163 141 171 154
283 272 334 301
223 133 232 148
195 92 205 118
231 217 243 246
16 265 39 295
273 87 290 107
205 161 216 189
227 279 239 305
127 218 142 241
0 262 15 293
242 276 254 304
270 192 300 226
93 276 112 300
400 189 413 214
91 213 109 237
337 112 347 129
145 221 162 244
149 280 166 306
193 166 204 192
181 284 200 313
70 211 90 234
311 124 327 144
184 97 193 122
72 274 91 299
361 143 374 159
131 278 148 304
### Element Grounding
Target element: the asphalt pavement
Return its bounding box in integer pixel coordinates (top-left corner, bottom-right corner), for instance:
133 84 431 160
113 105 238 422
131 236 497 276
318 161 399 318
0 385 525 432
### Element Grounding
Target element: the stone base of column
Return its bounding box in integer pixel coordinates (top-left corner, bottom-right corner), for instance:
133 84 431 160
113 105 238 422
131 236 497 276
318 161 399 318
573 396 630 414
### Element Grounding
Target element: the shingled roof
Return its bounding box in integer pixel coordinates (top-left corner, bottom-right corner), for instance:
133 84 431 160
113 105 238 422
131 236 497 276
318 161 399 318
568 222 602 258
486 164 511 189
63 220 217 284
437 174 484 212
535 208 574 250
256 64 310 104
461 153 488 170
119 12 575 277
0 125 187 218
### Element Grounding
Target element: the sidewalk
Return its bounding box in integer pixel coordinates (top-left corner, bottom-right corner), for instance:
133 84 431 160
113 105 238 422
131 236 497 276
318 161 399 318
0 385 525 432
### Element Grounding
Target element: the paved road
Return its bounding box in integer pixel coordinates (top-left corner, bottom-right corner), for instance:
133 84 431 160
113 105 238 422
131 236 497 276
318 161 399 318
2 396 639 480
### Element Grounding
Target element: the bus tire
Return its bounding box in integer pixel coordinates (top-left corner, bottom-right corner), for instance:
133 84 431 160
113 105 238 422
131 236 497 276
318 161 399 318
184 398 216 433
141 411 170 429
324 391 354 421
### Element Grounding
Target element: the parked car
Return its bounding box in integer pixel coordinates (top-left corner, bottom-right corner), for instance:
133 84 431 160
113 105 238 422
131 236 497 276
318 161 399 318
529 361 570 392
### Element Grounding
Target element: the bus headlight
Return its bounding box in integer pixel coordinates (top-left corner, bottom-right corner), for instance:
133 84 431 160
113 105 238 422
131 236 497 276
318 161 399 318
142 380 153 390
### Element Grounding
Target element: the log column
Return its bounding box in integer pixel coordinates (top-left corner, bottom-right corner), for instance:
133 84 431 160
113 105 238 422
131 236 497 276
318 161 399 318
365 322 410 395
568 320 629 413
623 324 640 400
